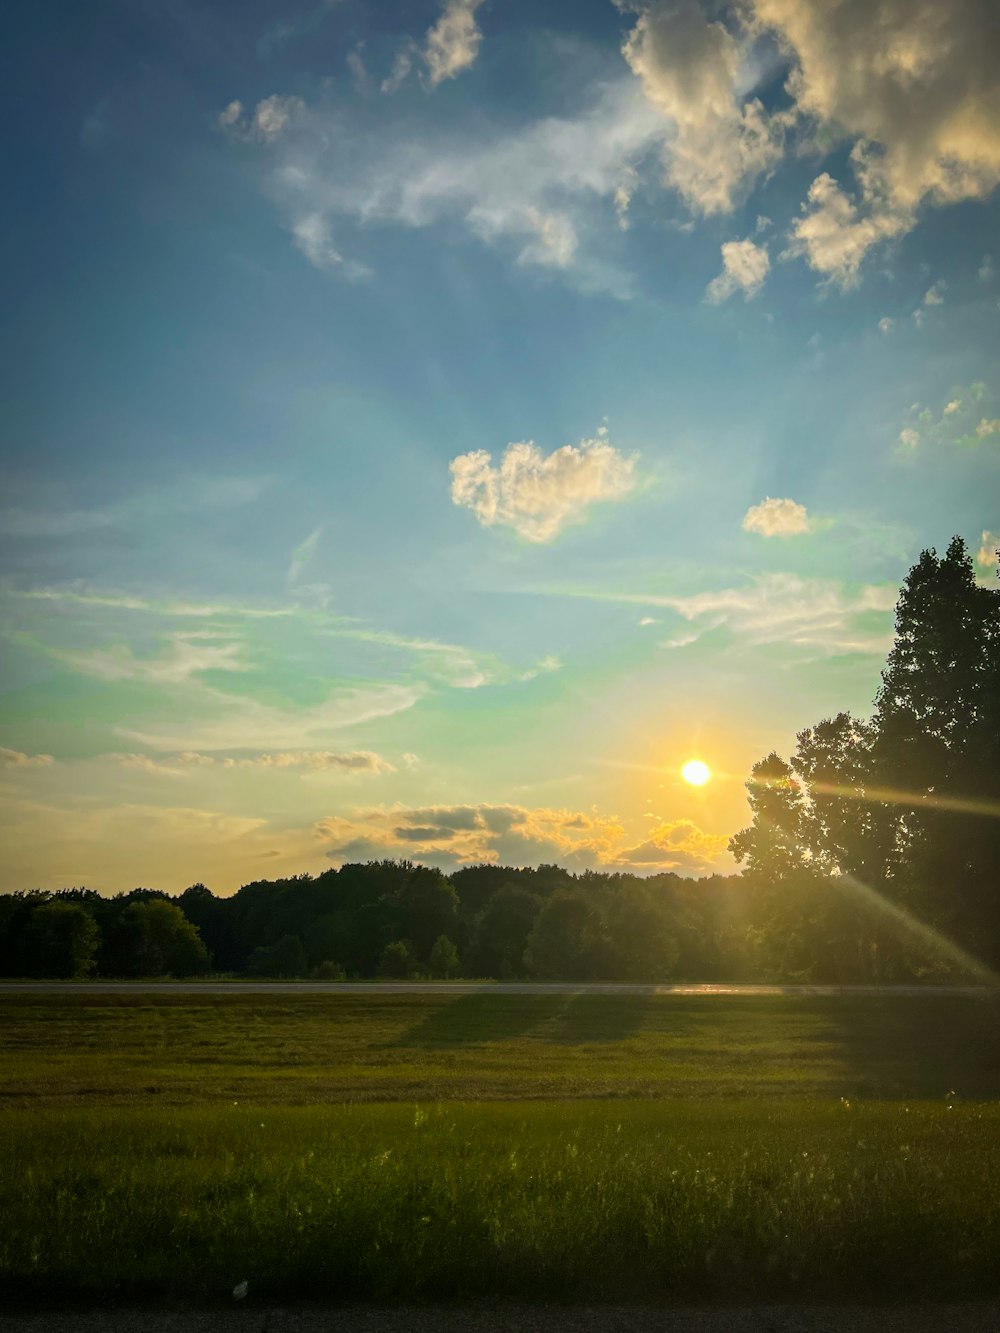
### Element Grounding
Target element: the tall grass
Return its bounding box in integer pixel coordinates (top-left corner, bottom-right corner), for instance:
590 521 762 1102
3 1100 999 1305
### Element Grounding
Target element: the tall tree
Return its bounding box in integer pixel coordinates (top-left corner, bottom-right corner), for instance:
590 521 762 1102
873 537 1000 965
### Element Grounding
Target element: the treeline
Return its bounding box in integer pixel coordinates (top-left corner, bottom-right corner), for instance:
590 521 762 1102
1 536 996 984
0 867 750 982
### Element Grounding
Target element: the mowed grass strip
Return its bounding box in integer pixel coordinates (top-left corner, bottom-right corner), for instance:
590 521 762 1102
3 992 1000 1105
2 1101 999 1305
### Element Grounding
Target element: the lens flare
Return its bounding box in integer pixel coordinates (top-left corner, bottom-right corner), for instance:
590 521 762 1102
682 759 711 786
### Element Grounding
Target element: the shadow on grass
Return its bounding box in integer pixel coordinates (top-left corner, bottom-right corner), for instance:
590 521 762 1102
397 991 659 1048
547 993 651 1044
818 995 1000 1099
396 992 569 1047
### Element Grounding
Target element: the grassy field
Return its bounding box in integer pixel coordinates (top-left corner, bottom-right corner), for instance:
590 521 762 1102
3 989 1000 1104
2 991 1000 1305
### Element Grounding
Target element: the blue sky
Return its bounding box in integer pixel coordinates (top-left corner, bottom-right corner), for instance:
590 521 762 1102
1 0 998 892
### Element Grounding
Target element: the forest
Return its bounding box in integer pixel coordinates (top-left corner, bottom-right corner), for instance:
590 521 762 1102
2 536 997 984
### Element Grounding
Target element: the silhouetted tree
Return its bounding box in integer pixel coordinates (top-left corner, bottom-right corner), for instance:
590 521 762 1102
111 899 211 976
471 885 541 977
25 900 100 978
524 891 602 980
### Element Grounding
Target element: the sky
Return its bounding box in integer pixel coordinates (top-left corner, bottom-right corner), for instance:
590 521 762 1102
1 0 999 894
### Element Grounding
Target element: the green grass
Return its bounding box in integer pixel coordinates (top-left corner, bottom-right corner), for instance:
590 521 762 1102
2 993 999 1305
3 1101 1000 1305
3 991 999 1105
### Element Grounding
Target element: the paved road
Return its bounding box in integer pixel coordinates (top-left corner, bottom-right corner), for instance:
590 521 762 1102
0 981 994 996
4 1304 1000 1333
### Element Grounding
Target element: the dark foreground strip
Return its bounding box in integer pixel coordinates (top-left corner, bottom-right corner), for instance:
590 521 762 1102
2 1307 1000 1333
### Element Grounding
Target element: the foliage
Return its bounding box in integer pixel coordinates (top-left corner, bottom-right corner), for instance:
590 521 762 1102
379 938 418 979
311 960 346 981
247 933 307 978
110 898 211 977
428 934 460 979
24 899 100 978
731 536 1000 981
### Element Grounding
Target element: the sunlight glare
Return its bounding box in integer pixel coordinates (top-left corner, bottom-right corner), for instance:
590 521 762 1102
681 759 711 786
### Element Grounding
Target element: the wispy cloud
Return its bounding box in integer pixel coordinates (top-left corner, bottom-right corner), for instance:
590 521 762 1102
535 573 895 655
116 749 394 775
0 475 271 540
52 632 250 685
117 681 425 753
229 75 666 292
0 747 54 768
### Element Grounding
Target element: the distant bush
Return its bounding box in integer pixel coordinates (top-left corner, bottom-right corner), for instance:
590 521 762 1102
311 960 346 981
429 934 460 979
379 939 417 979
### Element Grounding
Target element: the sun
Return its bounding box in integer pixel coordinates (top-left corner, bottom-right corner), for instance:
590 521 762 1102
681 759 711 786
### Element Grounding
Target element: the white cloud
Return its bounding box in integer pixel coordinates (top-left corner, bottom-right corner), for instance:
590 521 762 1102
976 418 1000 438
424 0 485 87
450 433 638 542
0 747 54 768
944 399 961 415
878 316 894 334
757 0 1000 280
976 531 999 568
741 496 811 536
923 280 946 306
706 237 770 302
219 100 243 130
219 94 305 143
898 426 920 449
783 157 909 287
622 1 787 215
979 255 996 284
